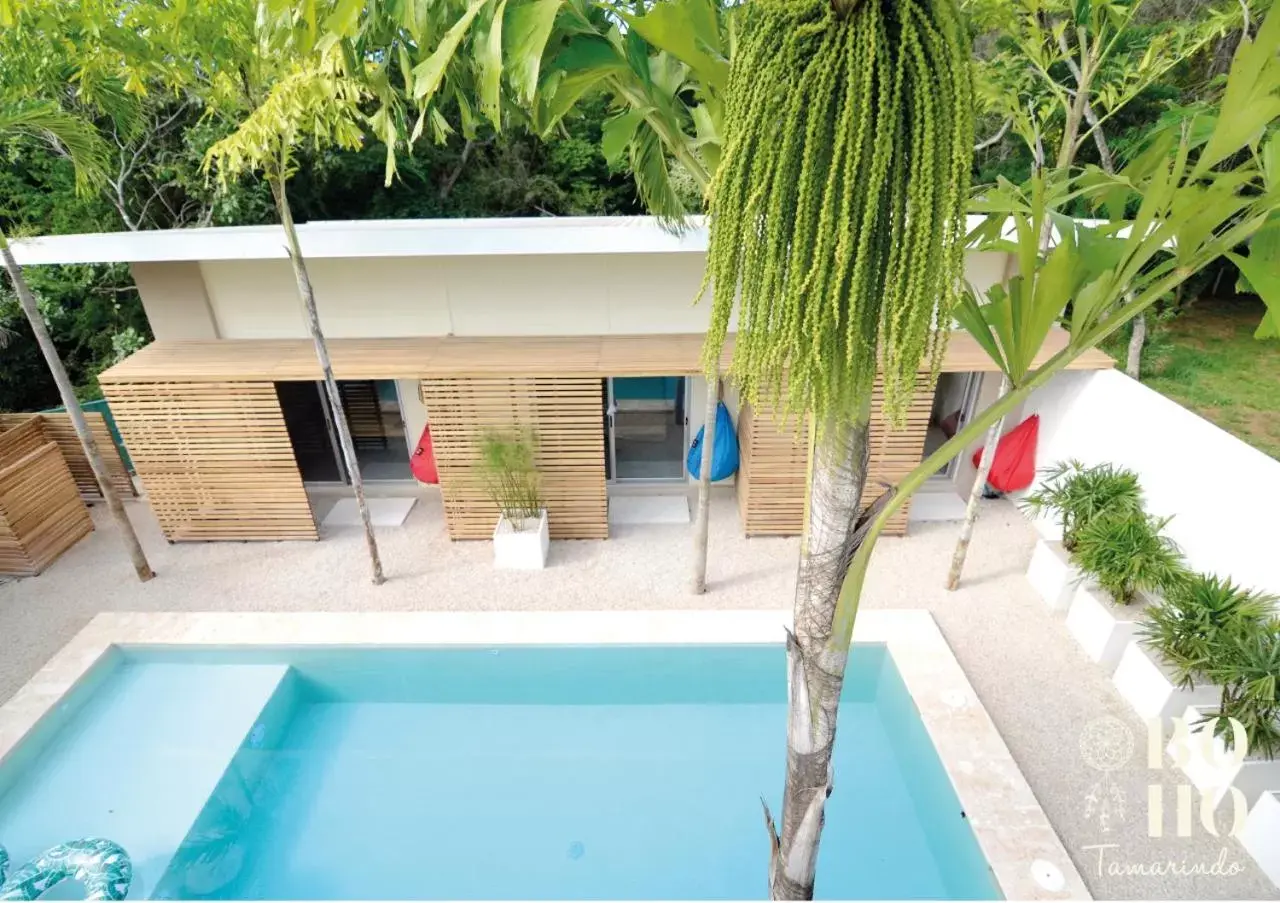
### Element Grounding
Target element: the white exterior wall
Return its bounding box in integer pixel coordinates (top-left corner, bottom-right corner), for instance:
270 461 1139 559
1019 369 1280 595
196 253 714 340
178 251 1008 342
397 380 428 453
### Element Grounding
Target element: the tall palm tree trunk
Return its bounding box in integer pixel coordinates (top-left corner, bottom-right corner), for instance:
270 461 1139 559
1125 312 1146 378
269 176 385 585
767 412 871 900
691 371 719 593
945 375 1010 590
0 230 154 582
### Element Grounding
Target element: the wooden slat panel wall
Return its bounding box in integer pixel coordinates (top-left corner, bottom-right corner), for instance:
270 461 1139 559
860 383 936 536
0 418 49 464
737 400 810 537
102 381 317 542
0 412 134 499
421 377 607 541
0 442 93 576
737 383 932 538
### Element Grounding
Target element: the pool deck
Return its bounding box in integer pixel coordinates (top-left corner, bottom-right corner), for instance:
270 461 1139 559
0 487 1275 900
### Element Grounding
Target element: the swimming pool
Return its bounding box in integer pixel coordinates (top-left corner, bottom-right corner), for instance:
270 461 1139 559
0 641 996 900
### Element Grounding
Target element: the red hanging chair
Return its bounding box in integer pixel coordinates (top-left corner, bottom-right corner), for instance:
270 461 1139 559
971 414 1039 493
410 424 439 484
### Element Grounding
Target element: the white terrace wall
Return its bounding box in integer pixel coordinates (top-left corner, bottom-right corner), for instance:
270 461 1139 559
1019 368 1280 595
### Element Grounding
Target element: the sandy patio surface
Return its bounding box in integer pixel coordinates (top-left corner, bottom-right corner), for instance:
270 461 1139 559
0 488 1274 899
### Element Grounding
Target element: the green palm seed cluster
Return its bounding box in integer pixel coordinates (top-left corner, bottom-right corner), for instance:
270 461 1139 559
700 0 974 429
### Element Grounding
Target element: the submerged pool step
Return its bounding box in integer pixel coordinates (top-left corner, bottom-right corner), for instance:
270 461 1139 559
151 671 303 900
0 661 295 900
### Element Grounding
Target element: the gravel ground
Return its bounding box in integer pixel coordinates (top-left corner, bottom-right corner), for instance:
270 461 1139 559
0 488 1275 899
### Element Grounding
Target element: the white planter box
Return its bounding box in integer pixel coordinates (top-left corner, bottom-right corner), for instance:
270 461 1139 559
1170 705 1280 809
1026 539 1080 612
1112 640 1219 725
493 509 550 570
1065 583 1140 673
1241 791 1280 888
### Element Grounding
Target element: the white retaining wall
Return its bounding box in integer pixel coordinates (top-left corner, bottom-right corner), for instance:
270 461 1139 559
1019 368 1280 596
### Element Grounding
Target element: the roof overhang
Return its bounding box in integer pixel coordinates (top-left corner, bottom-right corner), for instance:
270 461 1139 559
8 216 712 266
8 214 1027 267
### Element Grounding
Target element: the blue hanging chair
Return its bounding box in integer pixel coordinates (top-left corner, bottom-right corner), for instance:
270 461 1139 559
686 401 739 482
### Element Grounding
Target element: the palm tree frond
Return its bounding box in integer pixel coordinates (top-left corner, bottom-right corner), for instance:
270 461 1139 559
0 100 108 195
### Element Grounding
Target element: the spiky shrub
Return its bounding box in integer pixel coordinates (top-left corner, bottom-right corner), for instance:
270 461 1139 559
1071 510 1185 605
1204 620 1280 761
1022 459 1143 551
700 0 974 429
1140 574 1277 690
477 429 542 531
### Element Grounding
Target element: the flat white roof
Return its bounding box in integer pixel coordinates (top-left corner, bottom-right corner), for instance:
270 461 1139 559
8 216 712 265
9 213 1018 266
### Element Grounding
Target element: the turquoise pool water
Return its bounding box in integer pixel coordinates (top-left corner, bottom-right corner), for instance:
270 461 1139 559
0 646 997 900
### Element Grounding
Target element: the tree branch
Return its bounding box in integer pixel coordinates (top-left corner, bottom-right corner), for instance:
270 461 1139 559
974 118 1013 152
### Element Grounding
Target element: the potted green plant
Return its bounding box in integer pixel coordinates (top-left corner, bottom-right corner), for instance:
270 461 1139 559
1065 509 1184 672
1172 621 1280 809
478 428 548 569
1022 460 1143 611
1115 574 1273 722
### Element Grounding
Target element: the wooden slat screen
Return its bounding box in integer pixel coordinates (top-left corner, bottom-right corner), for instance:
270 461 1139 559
0 442 93 576
860 382 935 536
421 377 607 540
0 412 134 500
736 400 809 537
102 381 317 542
0 417 49 464
736 383 931 537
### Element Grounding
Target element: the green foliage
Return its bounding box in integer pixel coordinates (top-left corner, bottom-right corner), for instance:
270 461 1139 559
1141 572 1276 690
1204 620 1280 761
701 0 974 429
1070 509 1185 604
532 0 729 219
478 428 543 527
1021 460 1143 550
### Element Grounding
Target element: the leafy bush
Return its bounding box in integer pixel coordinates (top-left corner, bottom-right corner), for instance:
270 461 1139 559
1070 510 1184 605
477 429 542 530
1140 573 1276 690
1022 460 1143 551
1204 620 1280 761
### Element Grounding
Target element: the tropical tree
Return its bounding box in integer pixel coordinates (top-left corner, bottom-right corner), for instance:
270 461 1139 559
0 101 155 582
969 0 1249 373
816 18 1279 894
944 0 1252 590
694 0 975 895
126 0 393 582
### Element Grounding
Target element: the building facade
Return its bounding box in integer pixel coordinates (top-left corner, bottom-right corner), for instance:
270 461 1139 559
13 216 1111 543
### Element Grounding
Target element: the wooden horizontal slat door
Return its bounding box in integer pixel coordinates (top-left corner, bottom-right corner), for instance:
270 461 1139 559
421 377 607 540
103 381 317 541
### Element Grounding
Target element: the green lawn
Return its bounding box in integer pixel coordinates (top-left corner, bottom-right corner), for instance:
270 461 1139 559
1124 299 1280 460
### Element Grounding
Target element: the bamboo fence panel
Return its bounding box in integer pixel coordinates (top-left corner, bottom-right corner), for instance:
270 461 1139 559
420 377 607 540
102 381 317 542
0 412 134 499
0 421 93 576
